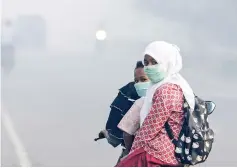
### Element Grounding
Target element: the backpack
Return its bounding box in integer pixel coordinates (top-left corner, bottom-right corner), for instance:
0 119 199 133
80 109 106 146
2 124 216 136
165 96 216 166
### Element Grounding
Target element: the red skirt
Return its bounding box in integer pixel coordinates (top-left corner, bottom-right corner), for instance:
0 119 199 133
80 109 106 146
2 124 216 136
116 148 180 167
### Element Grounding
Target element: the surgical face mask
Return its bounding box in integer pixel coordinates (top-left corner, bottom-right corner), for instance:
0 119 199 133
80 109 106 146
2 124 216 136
134 81 151 97
144 64 167 83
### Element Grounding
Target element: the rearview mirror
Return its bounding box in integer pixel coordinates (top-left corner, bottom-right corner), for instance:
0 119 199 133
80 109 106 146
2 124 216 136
205 101 216 115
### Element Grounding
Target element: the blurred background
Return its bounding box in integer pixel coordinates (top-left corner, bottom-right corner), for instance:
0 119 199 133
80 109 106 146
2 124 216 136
1 0 237 166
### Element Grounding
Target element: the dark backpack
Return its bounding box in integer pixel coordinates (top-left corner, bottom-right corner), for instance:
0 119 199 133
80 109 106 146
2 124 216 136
165 96 216 166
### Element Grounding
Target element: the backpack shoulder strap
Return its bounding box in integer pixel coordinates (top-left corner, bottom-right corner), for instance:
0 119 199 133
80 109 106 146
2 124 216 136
165 122 177 144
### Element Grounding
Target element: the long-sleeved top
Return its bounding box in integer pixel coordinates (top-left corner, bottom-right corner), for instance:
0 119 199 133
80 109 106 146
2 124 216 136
105 82 140 147
130 83 184 165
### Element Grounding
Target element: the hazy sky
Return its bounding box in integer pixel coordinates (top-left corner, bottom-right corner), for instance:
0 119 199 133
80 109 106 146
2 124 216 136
1 0 237 166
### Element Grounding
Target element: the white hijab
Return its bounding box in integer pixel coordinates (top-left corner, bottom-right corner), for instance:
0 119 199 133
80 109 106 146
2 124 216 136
140 41 195 126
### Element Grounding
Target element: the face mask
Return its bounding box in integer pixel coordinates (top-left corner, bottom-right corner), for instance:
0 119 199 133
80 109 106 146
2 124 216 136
144 64 167 83
134 81 151 97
